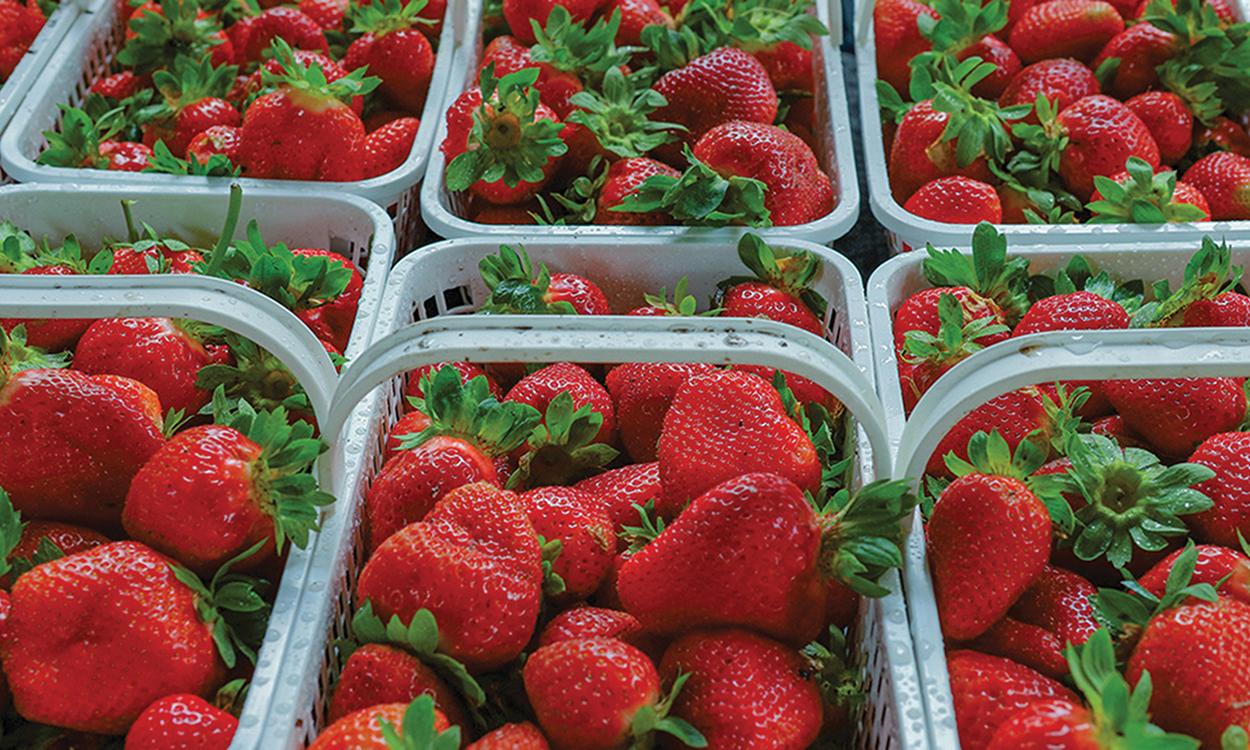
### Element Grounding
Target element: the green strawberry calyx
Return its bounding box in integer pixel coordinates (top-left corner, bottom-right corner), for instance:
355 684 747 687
0 326 73 383
196 332 314 418
172 541 273 669
1059 433 1214 570
1145 0 1250 125
631 671 708 748
1090 541 1221 634
1086 157 1210 225
530 6 636 80
141 55 239 126
715 234 829 318
348 602 487 711
116 0 227 74
380 695 463 750
347 0 434 35
683 0 828 55
445 65 568 192
914 0 1008 63
922 222 1032 326
945 429 1075 535
396 366 542 456
144 140 241 177
901 290 1011 368
0 221 38 274
802 626 866 727
207 388 334 553
0 487 26 578
1133 235 1243 327
638 277 722 316
611 147 771 227
816 478 919 598
208 219 353 315
911 56 1031 173
261 38 381 106
1066 628 1200 750
478 244 577 314
566 66 685 160
506 391 619 490
1027 254 1145 316
620 500 667 553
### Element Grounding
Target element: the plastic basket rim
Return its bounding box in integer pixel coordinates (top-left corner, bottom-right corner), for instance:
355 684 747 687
0 0 456 206
852 0 1250 250
418 0 860 245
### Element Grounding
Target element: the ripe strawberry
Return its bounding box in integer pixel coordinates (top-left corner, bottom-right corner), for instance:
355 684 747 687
0 541 265 734
903 176 1003 224
927 432 1053 639
1181 432 1250 549
0 349 165 529
898 291 1012 413
326 643 470 732
1009 0 1125 64
186 124 242 165
124 400 332 576
1102 376 1247 458
617 472 914 646
574 461 662 543
596 158 681 225
72 317 231 417
478 245 610 315
237 6 330 63
1045 95 1162 201
523 637 701 749
477 34 583 122
887 100 995 204
873 0 939 94
946 649 1079 750
956 34 1021 99
309 695 455 749
997 58 1100 125
717 234 827 335
467 723 549 749
605 362 716 464
1092 22 1180 98
959 616 1070 678
659 628 822 749
1137 543 1250 604
650 46 778 166
1125 91 1192 165
141 57 242 159
237 40 379 181
90 71 143 101
0 517 110 591
355 482 542 673
520 485 615 601
344 0 435 114
1086 160 1211 223
243 50 360 112
300 0 350 30
1184 291 1250 327
606 0 673 47
1126 596 1250 747
537 606 645 647
125 693 238 749
507 362 615 446
360 116 421 179
657 371 820 510
1191 116 1250 160
1183 151 1250 220
502 0 605 45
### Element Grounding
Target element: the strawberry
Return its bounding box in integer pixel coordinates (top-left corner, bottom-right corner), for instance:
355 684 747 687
537 605 644 647
717 234 827 336
91 71 143 101
649 46 778 166
927 431 1054 639
959 616 1071 679
1190 117 1250 161
477 34 580 122
0 336 166 529
520 485 615 601
605 362 716 464
1136 235 1246 328
72 318 231 417
1182 151 1250 220
617 472 915 646
237 6 330 63
287 248 364 352
503 0 606 45
1009 0 1125 64
595 158 681 225
355 482 542 673
659 628 822 749
1125 91 1192 165
1102 376 1247 458
507 362 615 447
606 0 673 47
898 292 1012 413
118 0 234 73
1184 432 1250 549
344 0 436 114
140 57 242 159
946 649 1079 750
1137 544 1250 603
872 0 939 94
523 637 702 749
997 58 1100 126
361 116 421 178
656 370 820 511
467 723 549 749
887 100 997 204
123 398 332 576
573 461 662 543
125 693 239 749
308 695 456 749
301 0 350 30
0 516 110 591
243 50 360 112
1086 159 1211 223
442 67 568 205
327 606 475 731
955 35 1021 99
478 245 610 315
237 40 379 181
1093 22 1180 99
0 541 266 734
903 176 1003 224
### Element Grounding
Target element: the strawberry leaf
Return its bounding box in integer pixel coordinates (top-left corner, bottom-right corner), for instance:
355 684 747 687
816 479 918 598
611 150 771 227
530 6 634 76
567 67 683 158
173 541 272 669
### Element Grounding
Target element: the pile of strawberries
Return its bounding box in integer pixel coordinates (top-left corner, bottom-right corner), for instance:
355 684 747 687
873 0 1250 225
32 0 443 180
0 191 361 747
438 0 839 228
891 222 1250 747
303 236 919 748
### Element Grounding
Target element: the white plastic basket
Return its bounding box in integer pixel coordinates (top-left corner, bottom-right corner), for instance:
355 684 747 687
0 0 83 183
0 274 344 750
867 241 1250 748
0 0 456 254
852 0 1250 254
419 0 860 245
0 183 396 361
259 237 930 750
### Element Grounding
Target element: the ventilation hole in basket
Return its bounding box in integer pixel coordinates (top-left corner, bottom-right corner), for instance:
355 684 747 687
420 295 439 321
444 284 472 312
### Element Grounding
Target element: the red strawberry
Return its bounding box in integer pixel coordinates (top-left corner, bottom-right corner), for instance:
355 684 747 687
478 33 583 121
573 461 662 543
596 158 681 225
72 317 231 417
0 0 44 80
478 245 610 315
355 482 542 673
959 617 1070 678
650 47 778 166
925 386 1059 478
1091 22 1179 98
0 517 110 590
1184 291 1250 327
657 371 820 511
1137 543 1250 604
956 34 1022 99
360 116 421 179
1183 151 1250 220
1191 116 1250 160
1102 376 1247 458
237 40 378 181
309 696 455 749
125 694 238 749
888 100 995 204
141 57 242 159
344 0 435 114
242 50 359 112
1010 566 1099 648
506 362 616 446
946 649 1079 750
98 140 156 171
1049 95 1162 201
502 0 606 45
1184 432 1250 549
405 361 503 408
1125 91 1192 165
998 58 1100 126
717 234 826 336
300 0 350 30
1009 0 1125 64
606 362 718 463
659 628 822 749
238 6 330 63
326 643 470 729
606 0 673 46
537 606 644 647
903 176 1003 224
289 248 363 353
1086 161 1211 223
873 0 939 94
898 291 1012 413
123 401 332 576
90 71 143 101
520 485 615 602
0 541 260 734
186 124 242 165
119 0 234 72
467 723 550 749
